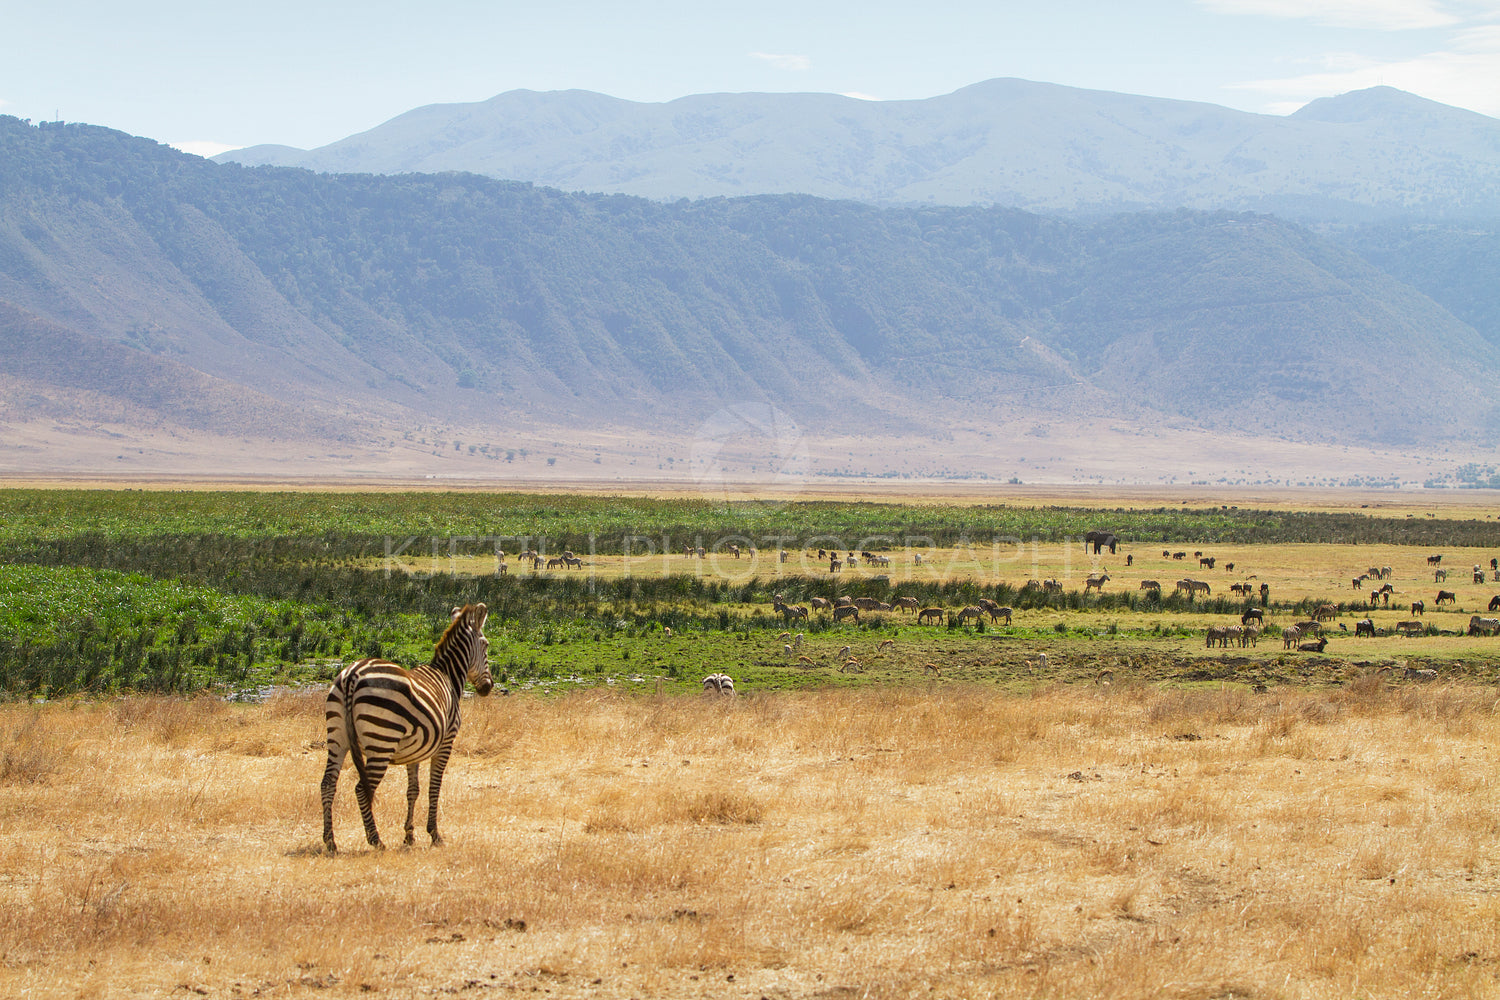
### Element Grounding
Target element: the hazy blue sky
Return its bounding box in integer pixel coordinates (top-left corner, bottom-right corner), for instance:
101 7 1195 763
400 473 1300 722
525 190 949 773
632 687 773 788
4 0 1498 155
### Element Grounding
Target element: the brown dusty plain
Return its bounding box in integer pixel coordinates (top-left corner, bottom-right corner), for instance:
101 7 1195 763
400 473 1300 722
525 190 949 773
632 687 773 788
6 476 1500 519
4 682 1500 1000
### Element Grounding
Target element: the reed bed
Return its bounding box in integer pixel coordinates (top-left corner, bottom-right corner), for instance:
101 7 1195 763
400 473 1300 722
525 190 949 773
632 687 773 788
3 680 1499 998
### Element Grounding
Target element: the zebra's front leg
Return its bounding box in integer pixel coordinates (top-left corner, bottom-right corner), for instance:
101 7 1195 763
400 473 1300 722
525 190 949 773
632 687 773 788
426 741 455 846
404 762 421 847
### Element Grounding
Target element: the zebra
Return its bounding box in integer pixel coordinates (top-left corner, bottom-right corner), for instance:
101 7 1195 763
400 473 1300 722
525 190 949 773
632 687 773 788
321 603 494 853
702 673 736 695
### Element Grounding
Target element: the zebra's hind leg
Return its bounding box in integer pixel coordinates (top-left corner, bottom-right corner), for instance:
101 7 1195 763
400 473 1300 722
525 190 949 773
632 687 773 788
354 759 388 849
320 747 346 853
404 763 421 847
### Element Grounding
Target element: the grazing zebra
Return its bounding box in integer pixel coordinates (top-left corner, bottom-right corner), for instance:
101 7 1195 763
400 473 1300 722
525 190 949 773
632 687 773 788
1469 616 1500 637
702 673 737 695
954 606 986 626
321 603 494 853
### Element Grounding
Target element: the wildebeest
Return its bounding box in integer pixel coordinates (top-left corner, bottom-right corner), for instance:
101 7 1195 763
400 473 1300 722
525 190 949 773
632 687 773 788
1490 595 1500 612
1355 619 1375 637
1428 554 1444 566
1084 530 1119 554
1241 607 1264 626
1436 590 1457 605
1411 600 1425 616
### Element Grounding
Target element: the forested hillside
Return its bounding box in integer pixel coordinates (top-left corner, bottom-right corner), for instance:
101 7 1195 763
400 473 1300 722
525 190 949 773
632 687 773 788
3 115 1499 460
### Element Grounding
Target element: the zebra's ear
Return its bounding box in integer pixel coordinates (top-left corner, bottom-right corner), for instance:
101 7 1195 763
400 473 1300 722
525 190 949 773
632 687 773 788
452 607 464 621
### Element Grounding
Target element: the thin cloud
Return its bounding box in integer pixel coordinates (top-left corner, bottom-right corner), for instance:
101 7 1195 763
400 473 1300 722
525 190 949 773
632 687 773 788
1230 24 1500 117
170 140 241 158
1198 0 1461 30
749 52 811 72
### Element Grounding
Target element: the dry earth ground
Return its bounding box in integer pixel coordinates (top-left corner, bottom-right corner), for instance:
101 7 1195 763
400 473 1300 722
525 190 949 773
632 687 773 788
4 684 1500 999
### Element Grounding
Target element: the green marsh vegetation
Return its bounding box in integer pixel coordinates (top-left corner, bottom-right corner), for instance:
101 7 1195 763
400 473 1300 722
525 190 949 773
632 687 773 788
2 488 1498 697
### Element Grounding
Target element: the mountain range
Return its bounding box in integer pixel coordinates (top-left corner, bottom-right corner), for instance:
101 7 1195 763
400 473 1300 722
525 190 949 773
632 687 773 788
2 78 1499 484
219 79 1500 222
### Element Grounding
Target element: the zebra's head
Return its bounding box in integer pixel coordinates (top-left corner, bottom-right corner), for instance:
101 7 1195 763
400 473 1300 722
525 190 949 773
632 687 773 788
448 603 494 696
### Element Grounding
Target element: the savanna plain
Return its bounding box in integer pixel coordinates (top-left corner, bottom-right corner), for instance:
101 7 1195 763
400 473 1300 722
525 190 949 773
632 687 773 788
4 483 1500 999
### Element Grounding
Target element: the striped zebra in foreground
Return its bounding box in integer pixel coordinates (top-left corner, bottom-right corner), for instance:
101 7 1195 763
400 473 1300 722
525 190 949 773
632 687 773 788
321 603 494 853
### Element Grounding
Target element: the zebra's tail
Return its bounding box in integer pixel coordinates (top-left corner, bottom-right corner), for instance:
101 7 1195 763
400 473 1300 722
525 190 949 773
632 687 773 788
338 666 373 797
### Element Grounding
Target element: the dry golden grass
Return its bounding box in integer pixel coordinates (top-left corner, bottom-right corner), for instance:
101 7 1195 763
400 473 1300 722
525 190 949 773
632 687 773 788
4 683 1500 998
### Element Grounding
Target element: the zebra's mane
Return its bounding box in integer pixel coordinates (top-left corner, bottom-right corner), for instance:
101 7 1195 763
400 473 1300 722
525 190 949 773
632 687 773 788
434 603 487 665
